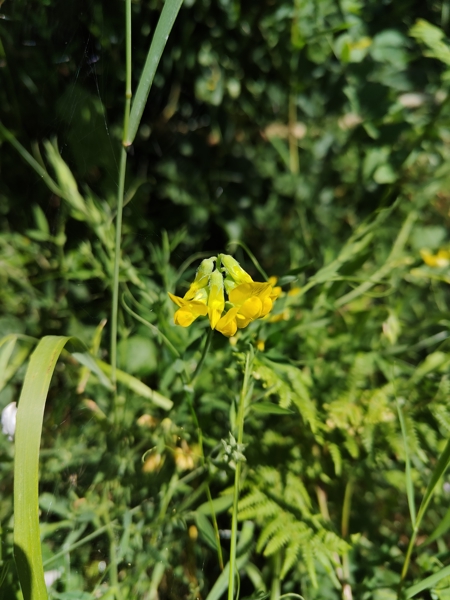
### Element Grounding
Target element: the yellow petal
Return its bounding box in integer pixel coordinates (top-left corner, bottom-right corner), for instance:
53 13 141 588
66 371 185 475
239 296 262 320
170 291 208 327
236 314 251 329
216 307 239 337
270 286 282 300
229 282 271 305
168 292 186 308
174 309 197 327
260 297 273 317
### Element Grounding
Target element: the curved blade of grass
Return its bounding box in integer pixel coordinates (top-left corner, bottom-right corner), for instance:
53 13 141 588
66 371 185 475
396 399 416 527
416 437 450 526
0 122 62 197
405 564 450 598
14 335 85 600
401 435 450 581
125 0 184 145
422 505 450 546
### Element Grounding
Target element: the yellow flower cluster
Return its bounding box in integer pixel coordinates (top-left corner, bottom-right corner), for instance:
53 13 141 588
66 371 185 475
168 254 281 337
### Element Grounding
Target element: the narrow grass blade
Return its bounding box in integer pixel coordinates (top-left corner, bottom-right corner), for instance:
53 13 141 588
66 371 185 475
416 436 450 526
71 352 114 391
205 521 255 600
0 122 62 197
0 334 35 393
405 564 450 598
95 358 173 410
126 0 184 145
397 399 416 527
422 505 450 546
14 335 83 600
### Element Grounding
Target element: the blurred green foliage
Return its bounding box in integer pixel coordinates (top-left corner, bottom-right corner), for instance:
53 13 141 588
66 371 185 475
2 0 450 598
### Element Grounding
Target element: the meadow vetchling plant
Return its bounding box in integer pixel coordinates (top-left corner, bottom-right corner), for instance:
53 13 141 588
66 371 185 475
168 253 281 336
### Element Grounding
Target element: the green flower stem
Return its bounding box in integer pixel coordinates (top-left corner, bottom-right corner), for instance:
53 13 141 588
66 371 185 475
186 328 224 570
228 350 253 600
191 327 213 386
121 291 181 359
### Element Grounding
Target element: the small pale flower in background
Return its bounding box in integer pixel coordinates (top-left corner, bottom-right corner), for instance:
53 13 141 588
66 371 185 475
1 402 17 440
44 569 62 588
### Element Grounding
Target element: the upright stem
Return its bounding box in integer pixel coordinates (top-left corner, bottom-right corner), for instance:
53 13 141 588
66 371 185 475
111 148 127 388
341 479 354 600
228 350 253 600
270 551 281 600
111 0 132 387
191 328 213 386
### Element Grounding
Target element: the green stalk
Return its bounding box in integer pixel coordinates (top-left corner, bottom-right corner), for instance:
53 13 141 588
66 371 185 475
110 0 132 388
270 551 281 600
111 148 127 388
191 328 213 386
186 329 224 570
341 479 353 600
228 350 253 600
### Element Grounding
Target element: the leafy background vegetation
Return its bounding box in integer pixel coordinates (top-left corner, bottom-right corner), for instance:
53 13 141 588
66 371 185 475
2 0 450 598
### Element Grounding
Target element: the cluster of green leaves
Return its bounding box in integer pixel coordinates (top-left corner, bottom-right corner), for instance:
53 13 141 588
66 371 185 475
3 0 450 599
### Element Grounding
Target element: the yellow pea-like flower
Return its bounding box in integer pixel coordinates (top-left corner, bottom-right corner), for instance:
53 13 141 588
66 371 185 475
168 254 280 336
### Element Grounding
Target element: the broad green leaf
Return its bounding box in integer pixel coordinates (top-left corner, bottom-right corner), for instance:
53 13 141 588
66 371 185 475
197 494 234 516
195 512 217 551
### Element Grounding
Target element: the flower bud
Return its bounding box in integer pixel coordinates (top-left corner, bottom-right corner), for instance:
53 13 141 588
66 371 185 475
220 254 253 285
184 257 216 300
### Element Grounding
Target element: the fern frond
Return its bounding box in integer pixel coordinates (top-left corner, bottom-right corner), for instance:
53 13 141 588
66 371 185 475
239 467 350 588
285 472 312 515
255 358 319 433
